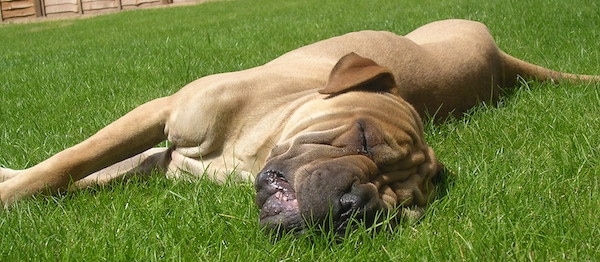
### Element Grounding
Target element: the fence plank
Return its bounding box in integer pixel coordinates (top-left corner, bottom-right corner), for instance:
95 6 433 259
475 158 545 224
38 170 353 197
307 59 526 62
1 0 37 19
82 0 117 11
1 6 36 19
2 0 34 9
121 0 158 7
44 0 78 5
45 3 78 14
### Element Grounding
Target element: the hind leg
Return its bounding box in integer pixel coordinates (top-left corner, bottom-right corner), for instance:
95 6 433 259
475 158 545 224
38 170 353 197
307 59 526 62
71 147 173 189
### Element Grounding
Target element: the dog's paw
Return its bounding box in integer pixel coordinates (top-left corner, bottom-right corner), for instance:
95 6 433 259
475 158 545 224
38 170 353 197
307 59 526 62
0 167 19 182
0 169 20 208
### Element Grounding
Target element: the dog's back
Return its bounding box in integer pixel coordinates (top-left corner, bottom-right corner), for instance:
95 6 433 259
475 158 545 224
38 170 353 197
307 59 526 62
270 20 505 119
271 19 599 120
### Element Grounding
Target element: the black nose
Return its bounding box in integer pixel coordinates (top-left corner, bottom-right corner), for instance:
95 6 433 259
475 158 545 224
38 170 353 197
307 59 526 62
340 191 364 212
337 184 382 228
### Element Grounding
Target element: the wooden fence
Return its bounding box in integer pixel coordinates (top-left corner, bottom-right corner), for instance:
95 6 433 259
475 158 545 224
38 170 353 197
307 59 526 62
0 0 197 21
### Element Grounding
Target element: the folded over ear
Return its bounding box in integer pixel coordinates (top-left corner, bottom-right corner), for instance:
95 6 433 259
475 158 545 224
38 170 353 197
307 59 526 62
319 52 397 95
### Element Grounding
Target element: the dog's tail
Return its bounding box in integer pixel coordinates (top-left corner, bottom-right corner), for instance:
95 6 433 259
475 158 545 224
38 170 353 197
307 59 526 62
500 51 600 85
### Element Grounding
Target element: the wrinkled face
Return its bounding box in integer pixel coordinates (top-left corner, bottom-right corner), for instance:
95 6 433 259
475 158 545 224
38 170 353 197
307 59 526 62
254 91 442 234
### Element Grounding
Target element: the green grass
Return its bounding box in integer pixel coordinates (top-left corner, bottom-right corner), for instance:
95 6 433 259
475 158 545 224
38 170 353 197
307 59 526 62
1 0 599 260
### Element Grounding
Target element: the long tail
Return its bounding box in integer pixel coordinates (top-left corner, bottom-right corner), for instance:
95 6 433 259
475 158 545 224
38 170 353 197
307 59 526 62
500 51 600 85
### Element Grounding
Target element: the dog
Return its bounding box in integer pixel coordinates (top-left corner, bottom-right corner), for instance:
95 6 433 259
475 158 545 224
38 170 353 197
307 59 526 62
1 19 598 233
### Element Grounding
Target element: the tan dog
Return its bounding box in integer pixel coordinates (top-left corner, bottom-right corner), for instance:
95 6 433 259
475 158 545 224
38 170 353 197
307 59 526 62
1 19 598 233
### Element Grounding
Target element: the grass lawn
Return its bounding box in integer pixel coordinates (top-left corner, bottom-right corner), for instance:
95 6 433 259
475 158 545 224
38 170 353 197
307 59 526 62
1 0 599 260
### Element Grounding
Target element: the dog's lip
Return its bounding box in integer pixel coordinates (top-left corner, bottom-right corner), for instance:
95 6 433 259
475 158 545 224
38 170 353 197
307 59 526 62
256 170 303 230
259 190 299 220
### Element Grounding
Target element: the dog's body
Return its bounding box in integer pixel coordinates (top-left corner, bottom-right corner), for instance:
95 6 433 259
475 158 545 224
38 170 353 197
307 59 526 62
1 19 598 232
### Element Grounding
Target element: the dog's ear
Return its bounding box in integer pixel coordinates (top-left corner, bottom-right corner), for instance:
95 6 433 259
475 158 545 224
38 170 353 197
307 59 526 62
319 52 397 95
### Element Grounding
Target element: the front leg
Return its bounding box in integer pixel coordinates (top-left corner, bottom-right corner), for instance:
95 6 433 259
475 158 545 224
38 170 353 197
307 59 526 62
0 96 173 206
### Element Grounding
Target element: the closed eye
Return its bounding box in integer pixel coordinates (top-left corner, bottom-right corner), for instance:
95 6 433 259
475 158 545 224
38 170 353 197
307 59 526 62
357 121 372 157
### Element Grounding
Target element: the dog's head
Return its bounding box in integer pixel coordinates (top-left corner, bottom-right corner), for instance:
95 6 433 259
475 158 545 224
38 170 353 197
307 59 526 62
255 53 444 234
